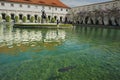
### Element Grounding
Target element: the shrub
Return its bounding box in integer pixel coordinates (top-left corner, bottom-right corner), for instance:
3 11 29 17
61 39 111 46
51 17 56 23
38 17 41 23
6 15 11 22
30 16 35 23
15 16 19 23
22 16 27 23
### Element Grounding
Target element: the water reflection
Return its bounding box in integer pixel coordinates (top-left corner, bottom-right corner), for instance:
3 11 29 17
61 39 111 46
0 24 66 53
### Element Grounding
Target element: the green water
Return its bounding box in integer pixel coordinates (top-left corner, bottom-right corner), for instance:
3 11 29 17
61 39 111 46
0 24 120 80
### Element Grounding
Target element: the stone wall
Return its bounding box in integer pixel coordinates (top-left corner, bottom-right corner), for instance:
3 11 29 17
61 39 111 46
69 0 120 26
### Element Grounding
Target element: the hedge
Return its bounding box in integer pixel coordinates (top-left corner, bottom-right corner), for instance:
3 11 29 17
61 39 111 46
6 15 11 22
15 16 19 23
30 16 35 23
22 16 27 23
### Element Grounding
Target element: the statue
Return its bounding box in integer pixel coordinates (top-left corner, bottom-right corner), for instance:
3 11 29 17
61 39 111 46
41 9 47 23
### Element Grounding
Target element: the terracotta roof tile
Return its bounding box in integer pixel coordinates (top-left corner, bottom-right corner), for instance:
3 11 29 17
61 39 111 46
1 0 69 8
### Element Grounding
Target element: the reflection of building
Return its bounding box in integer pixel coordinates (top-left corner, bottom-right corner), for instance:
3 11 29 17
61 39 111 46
0 24 66 48
0 0 70 22
44 30 65 42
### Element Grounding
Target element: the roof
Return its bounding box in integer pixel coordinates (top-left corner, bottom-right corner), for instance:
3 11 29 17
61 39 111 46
1 0 69 8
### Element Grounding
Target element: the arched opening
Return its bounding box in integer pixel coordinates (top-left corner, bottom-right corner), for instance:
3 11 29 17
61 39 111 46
109 19 112 26
27 14 30 20
1 13 6 19
96 20 99 25
48 15 51 20
54 16 57 20
90 18 94 24
115 19 118 26
60 16 63 22
19 14 23 20
34 15 38 20
81 20 83 24
11 13 15 20
64 17 68 23
85 16 89 24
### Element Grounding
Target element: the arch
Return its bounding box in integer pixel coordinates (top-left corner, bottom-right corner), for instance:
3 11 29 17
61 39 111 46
27 14 30 20
60 16 63 22
34 15 38 20
90 18 94 24
48 15 51 20
54 16 57 20
64 17 68 23
1 13 6 19
11 13 15 20
115 19 118 26
19 14 23 20
108 19 112 26
85 16 89 24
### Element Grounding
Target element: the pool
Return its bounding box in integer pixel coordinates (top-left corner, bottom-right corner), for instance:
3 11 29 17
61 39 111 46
0 24 120 80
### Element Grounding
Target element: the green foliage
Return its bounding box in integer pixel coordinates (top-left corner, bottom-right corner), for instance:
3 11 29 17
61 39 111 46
22 16 27 23
6 15 11 22
30 16 35 23
46 17 50 23
38 17 41 23
51 17 56 23
15 16 19 23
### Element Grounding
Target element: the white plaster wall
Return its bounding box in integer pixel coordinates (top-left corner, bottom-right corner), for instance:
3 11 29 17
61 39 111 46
0 1 69 20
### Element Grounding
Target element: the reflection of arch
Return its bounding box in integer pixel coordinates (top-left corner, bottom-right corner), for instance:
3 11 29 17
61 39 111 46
27 14 30 20
1 13 6 19
19 14 23 20
48 15 51 20
11 13 15 20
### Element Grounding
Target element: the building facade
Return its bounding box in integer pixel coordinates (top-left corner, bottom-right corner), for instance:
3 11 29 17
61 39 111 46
69 0 120 26
0 0 70 22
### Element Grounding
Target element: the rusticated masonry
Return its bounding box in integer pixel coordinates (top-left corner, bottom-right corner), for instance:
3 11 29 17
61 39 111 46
68 0 120 26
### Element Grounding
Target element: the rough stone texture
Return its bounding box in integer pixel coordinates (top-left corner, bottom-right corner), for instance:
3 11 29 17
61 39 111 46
103 16 109 25
111 17 116 26
98 17 103 25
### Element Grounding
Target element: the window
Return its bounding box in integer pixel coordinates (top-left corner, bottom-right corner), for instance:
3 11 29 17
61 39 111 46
11 4 14 7
20 4 22 7
42 6 44 9
49 7 51 10
55 8 57 11
1 3 5 6
66 9 68 11
35 5 38 8
61 8 63 11
28 5 30 8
